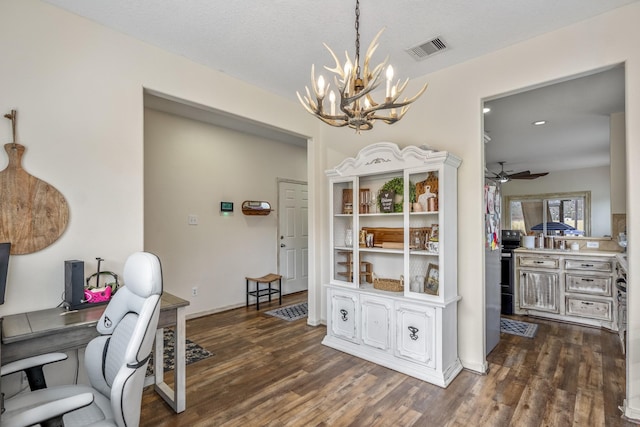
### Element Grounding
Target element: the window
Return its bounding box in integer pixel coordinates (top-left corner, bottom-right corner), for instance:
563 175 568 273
505 191 590 236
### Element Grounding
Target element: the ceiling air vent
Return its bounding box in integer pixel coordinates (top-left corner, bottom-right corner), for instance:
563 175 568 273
406 37 448 61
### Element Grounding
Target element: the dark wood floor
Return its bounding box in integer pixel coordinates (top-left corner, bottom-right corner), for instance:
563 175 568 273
140 292 635 426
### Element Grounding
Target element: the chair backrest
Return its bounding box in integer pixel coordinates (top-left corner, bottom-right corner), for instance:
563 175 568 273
84 252 163 427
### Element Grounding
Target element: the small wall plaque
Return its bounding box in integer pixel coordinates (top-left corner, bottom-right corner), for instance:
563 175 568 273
241 200 272 215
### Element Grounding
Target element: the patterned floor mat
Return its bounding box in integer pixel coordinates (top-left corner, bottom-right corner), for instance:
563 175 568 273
500 317 538 338
265 302 308 321
147 329 213 375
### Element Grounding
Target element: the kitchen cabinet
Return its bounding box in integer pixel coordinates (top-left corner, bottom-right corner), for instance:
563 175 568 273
616 255 627 353
514 249 618 329
322 142 462 387
519 269 559 313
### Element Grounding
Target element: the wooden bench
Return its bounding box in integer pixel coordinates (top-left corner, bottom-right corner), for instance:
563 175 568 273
246 273 282 310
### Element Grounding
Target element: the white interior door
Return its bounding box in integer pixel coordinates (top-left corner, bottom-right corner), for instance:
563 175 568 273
278 181 308 294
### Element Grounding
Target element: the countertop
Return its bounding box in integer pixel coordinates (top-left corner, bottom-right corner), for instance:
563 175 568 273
514 247 622 258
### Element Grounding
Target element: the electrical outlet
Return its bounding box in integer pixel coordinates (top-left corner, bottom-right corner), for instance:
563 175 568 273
586 241 599 249
188 214 199 225
191 286 198 297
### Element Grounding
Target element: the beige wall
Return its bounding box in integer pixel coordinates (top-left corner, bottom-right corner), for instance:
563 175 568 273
0 0 318 318
144 108 307 317
611 112 627 214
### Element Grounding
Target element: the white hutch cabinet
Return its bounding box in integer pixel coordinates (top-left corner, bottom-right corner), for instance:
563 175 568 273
323 142 462 387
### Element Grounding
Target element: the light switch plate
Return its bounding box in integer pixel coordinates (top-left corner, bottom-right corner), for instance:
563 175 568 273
188 214 199 225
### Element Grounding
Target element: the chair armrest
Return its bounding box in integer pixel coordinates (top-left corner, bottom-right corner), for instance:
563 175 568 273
1 353 68 377
2 392 94 427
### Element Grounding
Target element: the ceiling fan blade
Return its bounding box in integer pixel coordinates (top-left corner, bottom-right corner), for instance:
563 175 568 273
507 170 531 178
510 171 549 179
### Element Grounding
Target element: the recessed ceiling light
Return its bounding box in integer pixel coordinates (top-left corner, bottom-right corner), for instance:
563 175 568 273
483 107 491 114
532 120 547 126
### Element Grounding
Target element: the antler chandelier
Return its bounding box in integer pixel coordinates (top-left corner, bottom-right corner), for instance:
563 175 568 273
297 0 428 132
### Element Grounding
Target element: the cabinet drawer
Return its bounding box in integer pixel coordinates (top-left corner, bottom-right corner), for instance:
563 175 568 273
565 297 612 321
564 259 612 272
565 274 611 296
518 256 559 269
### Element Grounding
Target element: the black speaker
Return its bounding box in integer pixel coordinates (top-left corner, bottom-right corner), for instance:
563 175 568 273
64 260 85 310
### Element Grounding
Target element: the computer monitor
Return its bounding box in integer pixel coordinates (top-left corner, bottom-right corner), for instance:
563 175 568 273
0 242 11 305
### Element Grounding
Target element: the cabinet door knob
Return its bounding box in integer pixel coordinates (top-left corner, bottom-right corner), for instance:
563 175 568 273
280 244 286 248
340 309 348 321
408 326 419 340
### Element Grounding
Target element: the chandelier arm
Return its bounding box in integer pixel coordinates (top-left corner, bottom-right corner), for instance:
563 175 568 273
393 78 410 97
316 116 351 127
322 43 345 78
370 115 401 125
362 28 385 81
386 83 429 108
297 92 318 115
304 86 319 111
310 65 326 103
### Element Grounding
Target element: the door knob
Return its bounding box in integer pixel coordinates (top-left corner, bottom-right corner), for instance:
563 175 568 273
280 244 286 247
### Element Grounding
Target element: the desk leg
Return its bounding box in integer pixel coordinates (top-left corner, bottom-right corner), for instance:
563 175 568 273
153 306 186 413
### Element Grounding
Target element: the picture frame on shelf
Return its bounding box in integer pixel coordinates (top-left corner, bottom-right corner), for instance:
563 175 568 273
424 263 439 295
429 224 439 242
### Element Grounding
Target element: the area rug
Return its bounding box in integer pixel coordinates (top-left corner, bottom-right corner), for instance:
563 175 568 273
500 317 539 338
265 302 308 321
146 329 213 375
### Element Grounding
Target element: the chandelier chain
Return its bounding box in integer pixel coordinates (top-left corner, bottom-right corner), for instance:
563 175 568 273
355 0 360 76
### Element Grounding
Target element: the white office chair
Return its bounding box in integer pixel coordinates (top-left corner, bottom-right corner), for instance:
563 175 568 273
1 252 163 427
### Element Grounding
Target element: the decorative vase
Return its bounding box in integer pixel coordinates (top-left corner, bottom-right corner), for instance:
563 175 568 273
345 229 353 247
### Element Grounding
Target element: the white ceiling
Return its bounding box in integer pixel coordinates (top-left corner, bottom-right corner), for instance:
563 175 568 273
43 0 633 169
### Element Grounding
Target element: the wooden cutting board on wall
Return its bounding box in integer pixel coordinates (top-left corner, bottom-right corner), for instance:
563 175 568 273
0 143 69 254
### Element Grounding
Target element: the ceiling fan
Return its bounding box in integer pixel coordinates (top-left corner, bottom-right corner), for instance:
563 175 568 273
487 161 549 183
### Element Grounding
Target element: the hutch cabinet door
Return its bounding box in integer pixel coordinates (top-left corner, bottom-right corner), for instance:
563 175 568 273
361 295 393 352
329 289 359 343
395 303 436 368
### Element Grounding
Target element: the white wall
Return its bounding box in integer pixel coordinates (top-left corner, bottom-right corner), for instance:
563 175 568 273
501 166 611 237
144 109 307 317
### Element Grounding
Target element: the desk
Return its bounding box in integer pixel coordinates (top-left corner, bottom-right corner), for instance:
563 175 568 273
1 292 189 413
